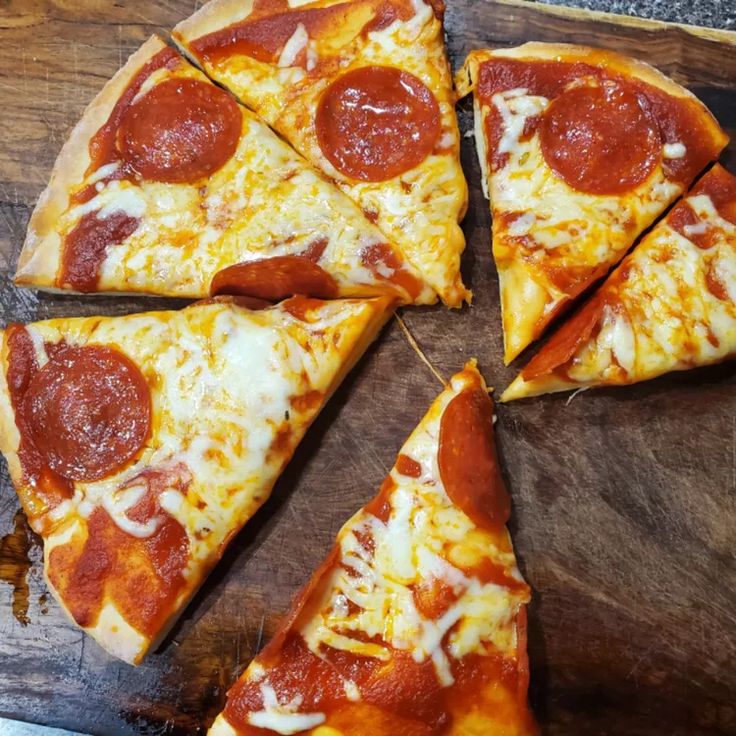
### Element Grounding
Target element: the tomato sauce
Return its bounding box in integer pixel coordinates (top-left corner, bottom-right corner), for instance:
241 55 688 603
668 201 719 249
190 2 362 65
47 502 188 638
688 163 736 224
705 262 729 301
187 0 438 67
59 210 141 292
363 476 395 523
412 576 457 619
360 242 424 300
281 295 330 322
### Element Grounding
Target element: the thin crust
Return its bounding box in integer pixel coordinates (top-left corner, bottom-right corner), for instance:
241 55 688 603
15 36 169 288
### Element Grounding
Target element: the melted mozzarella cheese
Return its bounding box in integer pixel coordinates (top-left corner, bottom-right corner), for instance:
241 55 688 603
492 88 547 156
663 142 686 159
25 325 49 369
278 23 309 67
66 179 148 225
247 685 326 735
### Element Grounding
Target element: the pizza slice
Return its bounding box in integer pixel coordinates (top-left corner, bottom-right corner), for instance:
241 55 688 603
502 164 736 401
208 361 536 736
456 43 729 362
173 0 469 307
15 35 430 304
0 294 394 664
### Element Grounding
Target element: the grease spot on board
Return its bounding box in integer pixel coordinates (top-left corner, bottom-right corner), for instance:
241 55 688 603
0 509 37 625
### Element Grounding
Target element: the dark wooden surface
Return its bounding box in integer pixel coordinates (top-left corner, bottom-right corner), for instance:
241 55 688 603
1 1 735 734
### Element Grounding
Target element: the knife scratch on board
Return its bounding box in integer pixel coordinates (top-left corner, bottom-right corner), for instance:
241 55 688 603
254 612 266 654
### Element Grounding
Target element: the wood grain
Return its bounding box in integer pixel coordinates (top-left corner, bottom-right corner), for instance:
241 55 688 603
0 1 735 734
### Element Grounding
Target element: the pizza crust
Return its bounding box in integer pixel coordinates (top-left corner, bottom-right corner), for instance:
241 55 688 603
15 35 170 289
0 332 24 500
175 0 470 307
173 0 257 43
173 0 358 44
500 373 578 402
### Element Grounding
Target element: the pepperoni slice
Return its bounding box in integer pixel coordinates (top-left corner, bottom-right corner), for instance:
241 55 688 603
316 66 440 182
539 81 660 195
210 256 339 301
23 346 151 482
117 78 242 184
87 46 179 175
438 387 510 532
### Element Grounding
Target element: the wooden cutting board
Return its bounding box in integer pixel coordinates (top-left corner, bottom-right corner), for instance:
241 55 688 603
0 1 735 734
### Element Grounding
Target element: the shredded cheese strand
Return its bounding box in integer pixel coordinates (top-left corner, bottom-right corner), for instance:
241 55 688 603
394 312 447 388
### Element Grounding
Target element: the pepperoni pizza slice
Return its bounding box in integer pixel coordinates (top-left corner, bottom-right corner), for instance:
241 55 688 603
208 361 536 736
502 164 736 401
0 295 394 663
15 35 430 304
456 43 728 362
173 0 469 307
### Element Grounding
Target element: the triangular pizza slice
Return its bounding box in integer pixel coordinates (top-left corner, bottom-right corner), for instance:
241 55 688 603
502 164 736 401
456 43 728 362
15 36 430 304
173 0 469 307
0 295 394 663
209 361 536 736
